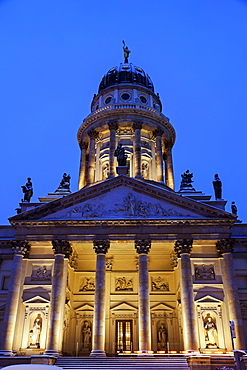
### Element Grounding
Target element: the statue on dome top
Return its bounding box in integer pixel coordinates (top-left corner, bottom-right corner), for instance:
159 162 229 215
122 40 131 63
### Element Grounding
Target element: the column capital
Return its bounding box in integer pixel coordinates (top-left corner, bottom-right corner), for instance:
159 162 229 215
133 121 143 130
79 141 88 150
88 129 99 139
153 127 164 137
52 240 72 258
216 238 234 256
93 239 110 254
108 120 118 131
135 239 151 254
11 240 30 257
174 239 193 257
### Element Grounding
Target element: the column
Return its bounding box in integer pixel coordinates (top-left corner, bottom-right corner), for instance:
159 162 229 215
0 241 30 355
174 239 198 351
90 239 110 357
164 140 175 190
135 239 152 354
108 121 118 178
87 129 98 185
154 128 164 183
45 240 72 355
78 141 88 190
216 239 245 349
133 121 143 178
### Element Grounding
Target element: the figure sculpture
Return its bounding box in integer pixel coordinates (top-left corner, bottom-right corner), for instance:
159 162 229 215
30 313 42 348
180 170 195 191
82 321 92 349
212 174 222 199
157 323 167 350
204 315 218 348
114 144 127 166
231 201 237 215
21 177 33 202
56 173 71 192
122 40 131 63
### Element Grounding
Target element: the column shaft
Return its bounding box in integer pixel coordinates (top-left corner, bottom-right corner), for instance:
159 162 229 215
78 142 88 189
88 130 98 185
155 135 164 182
221 253 245 349
133 122 142 178
165 148 174 189
108 122 118 178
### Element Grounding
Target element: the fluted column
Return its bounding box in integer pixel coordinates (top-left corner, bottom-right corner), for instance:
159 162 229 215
164 140 174 189
133 121 143 178
154 128 164 183
45 240 72 355
135 239 152 354
216 239 245 349
87 129 98 185
78 141 88 190
90 239 110 357
108 121 118 178
174 239 198 351
0 241 30 355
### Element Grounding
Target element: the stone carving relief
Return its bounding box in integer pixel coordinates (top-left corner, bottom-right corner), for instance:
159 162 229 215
240 302 247 318
79 277 95 292
31 265 51 281
115 277 133 291
69 250 78 270
106 259 113 271
170 252 178 268
151 276 169 291
195 264 215 280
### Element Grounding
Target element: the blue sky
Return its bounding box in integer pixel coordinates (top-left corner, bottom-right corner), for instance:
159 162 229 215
0 0 247 224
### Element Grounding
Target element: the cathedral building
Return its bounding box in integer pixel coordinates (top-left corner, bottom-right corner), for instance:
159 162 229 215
0 50 246 362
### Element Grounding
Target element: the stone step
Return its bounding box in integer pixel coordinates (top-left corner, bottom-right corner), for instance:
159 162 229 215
55 357 190 370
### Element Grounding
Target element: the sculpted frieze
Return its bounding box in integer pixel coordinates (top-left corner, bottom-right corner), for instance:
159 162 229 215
151 276 169 291
195 264 215 280
31 265 51 281
115 277 133 291
79 277 95 292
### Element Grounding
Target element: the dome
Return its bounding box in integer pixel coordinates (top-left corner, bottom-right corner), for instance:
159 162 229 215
98 63 154 93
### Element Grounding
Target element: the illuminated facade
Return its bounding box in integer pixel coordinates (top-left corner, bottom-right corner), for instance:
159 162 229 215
0 57 246 359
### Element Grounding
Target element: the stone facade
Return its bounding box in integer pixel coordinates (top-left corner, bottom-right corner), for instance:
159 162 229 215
0 59 246 358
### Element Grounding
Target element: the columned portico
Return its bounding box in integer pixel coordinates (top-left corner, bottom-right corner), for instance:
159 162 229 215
108 121 118 178
90 239 110 357
133 121 143 179
216 239 245 349
78 141 88 189
0 241 30 356
135 239 152 354
154 128 164 183
45 240 72 355
174 239 198 351
88 129 98 185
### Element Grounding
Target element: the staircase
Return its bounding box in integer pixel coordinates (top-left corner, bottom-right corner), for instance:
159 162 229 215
55 356 190 370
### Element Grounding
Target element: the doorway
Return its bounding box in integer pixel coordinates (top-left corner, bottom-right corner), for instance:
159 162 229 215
116 320 132 352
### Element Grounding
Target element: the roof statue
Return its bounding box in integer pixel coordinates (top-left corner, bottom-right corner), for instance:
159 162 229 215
114 143 127 166
212 174 222 200
231 201 237 216
21 177 33 202
179 170 195 191
55 173 71 193
122 40 131 63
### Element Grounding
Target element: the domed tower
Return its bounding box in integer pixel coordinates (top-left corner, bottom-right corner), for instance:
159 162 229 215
77 47 175 190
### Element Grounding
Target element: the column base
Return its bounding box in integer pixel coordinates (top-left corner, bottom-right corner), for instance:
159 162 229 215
44 349 60 357
90 350 106 357
137 350 154 356
0 350 16 356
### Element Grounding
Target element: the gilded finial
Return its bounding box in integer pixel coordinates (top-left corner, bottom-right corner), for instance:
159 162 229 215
122 40 131 63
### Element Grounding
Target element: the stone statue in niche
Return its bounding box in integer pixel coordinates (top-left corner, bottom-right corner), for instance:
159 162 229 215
81 320 92 350
142 163 148 178
21 178 33 202
204 314 218 348
103 163 109 179
212 174 222 200
180 170 195 191
114 143 127 166
195 265 215 280
31 266 51 281
115 277 133 291
157 322 167 351
29 313 42 348
80 277 95 291
152 276 169 291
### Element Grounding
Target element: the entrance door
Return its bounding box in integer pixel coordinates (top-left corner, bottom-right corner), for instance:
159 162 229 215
116 320 132 352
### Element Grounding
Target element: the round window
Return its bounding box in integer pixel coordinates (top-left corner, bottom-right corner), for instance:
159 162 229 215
140 96 147 103
105 96 112 104
121 93 131 101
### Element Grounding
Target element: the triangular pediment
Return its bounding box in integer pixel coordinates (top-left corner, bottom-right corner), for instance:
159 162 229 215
75 303 94 312
23 295 50 304
111 301 137 311
195 295 223 304
9 176 234 222
151 303 174 312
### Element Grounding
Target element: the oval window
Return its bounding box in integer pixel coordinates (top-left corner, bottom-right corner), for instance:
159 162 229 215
121 93 131 101
140 96 147 103
105 96 112 104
